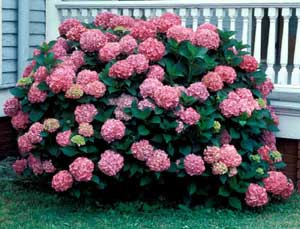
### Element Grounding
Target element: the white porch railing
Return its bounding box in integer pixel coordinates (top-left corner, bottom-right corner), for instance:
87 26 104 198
45 0 300 139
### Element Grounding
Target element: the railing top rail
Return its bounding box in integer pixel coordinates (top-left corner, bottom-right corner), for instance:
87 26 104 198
56 0 300 8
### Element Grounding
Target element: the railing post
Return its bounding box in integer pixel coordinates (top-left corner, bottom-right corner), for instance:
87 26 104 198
278 8 291 85
254 8 264 63
241 8 250 50
216 8 224 30
46 0 61 41
228 8 237 38
291 8 300 85
191 8 199 30
265 8 278 82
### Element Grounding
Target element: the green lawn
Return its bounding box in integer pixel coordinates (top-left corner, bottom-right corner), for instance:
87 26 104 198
1 157 300 229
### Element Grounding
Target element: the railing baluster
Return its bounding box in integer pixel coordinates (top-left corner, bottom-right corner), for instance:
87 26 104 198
123 8 130 17
133 8 142 19
191 8 199 31
265 8 278 83
203 8 211 23
179 8 187 27
241 8 250 49
278 8 291 85
291 8 300 85
80 9 89 23
144 9 152 20
254 8 264 63
228 8 237 38
216 8 224 30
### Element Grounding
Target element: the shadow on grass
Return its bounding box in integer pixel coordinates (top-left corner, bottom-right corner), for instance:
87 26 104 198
1 157 300 229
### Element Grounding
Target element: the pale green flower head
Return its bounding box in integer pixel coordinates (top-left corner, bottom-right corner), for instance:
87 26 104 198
256 167 264 175
257 98 266 108
17 77 33 87
213 121 221 133
250 154 261 162
71 135 86 146
270 151 282 162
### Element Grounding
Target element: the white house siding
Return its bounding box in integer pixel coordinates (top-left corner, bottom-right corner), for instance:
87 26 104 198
2 0 18 87
0 0 46 116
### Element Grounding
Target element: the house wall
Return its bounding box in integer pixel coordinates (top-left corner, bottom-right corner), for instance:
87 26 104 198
0 0 46 117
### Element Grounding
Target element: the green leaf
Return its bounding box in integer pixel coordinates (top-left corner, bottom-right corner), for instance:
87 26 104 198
61 146 78 157
138 125 150 136
29 109 44 122
163 134 172 143
79 145 98 154
10 87 25 98
37 82 49 91
92 175 100 184
140 176 152 186
150 116 161 124
228 197 242 210
94 107 114 122
132 107 152 119
218 186 231 197
229 128 240 139
48 144 59 157
179 145 191 155
178 41 208 61
188 182 197 195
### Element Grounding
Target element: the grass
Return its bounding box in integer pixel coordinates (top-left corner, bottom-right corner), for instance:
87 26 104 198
1 157 300 229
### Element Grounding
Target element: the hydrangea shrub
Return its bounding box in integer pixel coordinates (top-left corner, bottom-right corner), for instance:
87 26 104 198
5 12 294 209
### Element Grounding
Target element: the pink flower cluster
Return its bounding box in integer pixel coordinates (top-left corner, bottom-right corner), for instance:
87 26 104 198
28 83 47 103
80 29 107 52
84 81 107 98
52 170 73 192
152 13 181 33
153 85 180 110
138 38 165 61
139 78 163 98
245 183 268 207
146 65 165 81
76 70 98 87
94 12 116 28
78 123 94 137
11 111 29 130
27 122 44 144
184 154 205 176
214 66 237 84
146 149 171 172
12 159 27 175
239 55 258 72
256 78 274 98
179 107 201 125
56 130 72 147
34 66 48 82
119 35 138 55
98 150 124 176
109 60 134 79
66 24 87 41
131 139 154 161
75 104 98 124
167 25 192 43
59 18 81 35
203 144 241 176
186 82 209 102
46 66 75 93
192 28 220 50
127 54 149 74
112 93 136 121
101 119 126 143
202 72 224 92
28 154 43 175
69 157 94 182
3 98 20 117
99 42 121 62
220 88 260 118
263 171 294 199
130 20 157 41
